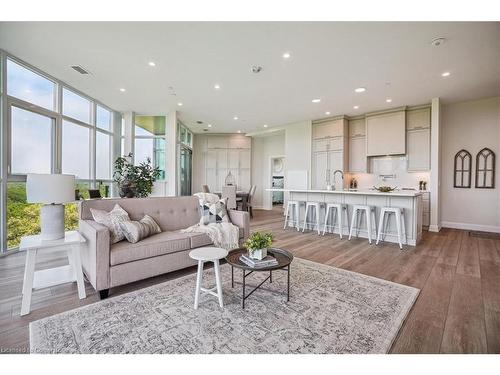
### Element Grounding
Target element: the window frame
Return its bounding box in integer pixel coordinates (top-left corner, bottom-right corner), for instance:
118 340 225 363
134 120 167 181
0 50 120 253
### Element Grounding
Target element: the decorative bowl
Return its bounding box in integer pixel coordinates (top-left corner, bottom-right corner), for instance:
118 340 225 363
373 185 397 193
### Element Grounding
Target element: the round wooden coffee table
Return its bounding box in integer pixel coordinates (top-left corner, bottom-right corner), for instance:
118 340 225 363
226 247 293 308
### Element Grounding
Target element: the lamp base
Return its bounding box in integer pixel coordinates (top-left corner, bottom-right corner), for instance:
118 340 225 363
40 204 65 241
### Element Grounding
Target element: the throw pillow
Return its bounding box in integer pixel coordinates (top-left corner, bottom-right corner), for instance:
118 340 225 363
199 199 230 225
90 204 130 244
119 215 162 244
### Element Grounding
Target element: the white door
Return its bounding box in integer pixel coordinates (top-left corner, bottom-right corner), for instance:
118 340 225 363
407 128 430 171
312 151 328 189
349 137 366 172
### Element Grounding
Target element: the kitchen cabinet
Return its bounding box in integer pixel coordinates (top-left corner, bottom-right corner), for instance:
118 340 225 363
366 110 406 156
422 192 430 227
312 152 328 188
406 107 431 130
204 137 251 191
349 136 367 172
349 118 366 137
312 118 345 139
407 128 430 171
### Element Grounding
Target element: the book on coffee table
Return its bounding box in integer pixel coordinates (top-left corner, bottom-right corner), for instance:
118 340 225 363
239 254 278 268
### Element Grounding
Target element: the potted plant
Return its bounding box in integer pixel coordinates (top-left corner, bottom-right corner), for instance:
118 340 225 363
114 153 161 198
244 232 273 260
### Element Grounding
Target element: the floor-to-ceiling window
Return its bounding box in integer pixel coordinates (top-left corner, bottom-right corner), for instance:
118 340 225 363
134 116 166 180
0 52 120 252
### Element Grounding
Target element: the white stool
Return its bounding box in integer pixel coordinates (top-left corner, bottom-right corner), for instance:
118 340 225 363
284 200 301 231
376 207 407 249
348 205 377 244
322 203 348 239
302 202 322 235
189 247 228 309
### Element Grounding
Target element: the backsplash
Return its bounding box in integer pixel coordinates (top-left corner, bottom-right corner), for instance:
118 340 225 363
347 156 430 190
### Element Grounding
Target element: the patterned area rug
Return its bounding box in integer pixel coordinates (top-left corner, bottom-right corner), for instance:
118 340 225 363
30 258 419 354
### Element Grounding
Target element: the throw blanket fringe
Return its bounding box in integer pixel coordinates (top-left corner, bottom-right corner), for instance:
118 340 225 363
181 222 239 251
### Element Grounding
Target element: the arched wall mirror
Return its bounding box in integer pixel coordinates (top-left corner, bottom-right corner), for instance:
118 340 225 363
454 149 472 188
475 148 495 188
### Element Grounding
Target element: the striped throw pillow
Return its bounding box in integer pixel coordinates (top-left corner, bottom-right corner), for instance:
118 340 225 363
118 215 162 244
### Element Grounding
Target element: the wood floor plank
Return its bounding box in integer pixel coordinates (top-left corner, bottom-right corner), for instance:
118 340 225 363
480 260 500 353
440 274 487 353
456 232 481 278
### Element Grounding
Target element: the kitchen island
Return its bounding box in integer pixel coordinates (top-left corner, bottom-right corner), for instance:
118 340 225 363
266 188 424 246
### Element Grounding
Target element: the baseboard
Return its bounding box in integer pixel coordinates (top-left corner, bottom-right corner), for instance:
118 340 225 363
441 221 500 233
428 224 441 233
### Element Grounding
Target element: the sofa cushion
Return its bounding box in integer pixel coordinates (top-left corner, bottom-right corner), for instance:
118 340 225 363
110 231 191 266
182 227 245 249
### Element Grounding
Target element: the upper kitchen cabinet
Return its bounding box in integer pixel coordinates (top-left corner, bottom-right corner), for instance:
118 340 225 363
312 118 346 139
366 109 406 156
206 136 228 149
348 117 367 172
228 135 251 149
406 106 431 171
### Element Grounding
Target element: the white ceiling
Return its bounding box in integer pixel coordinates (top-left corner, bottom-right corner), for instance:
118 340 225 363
0 22 499 133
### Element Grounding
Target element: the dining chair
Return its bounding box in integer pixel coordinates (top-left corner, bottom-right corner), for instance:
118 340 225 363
246 185 257 218
202 185 210 193
222 185 237 210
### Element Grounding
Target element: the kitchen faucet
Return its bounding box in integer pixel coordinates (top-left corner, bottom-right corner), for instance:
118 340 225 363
332 170 344 190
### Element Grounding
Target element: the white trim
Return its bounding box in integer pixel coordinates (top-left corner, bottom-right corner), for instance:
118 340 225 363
441 221 500 233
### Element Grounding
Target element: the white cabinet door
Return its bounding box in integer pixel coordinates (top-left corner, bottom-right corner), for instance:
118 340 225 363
407 128 430 171
227 150 239 169
216 150 228 169
239 149 251 169
228 136 251 149
407 107 431 130
328 150 343 171
312 119 344 139
349 118 366 137
349 136 366 172
206 150 217 169
206 168 217 192
238 169 251 191
217 169 227 191
366 111 406 156
312 139 329 152
207 136 228 149
312 152 328 189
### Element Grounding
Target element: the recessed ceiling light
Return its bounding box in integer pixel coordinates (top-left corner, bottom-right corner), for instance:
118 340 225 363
386 99 392 103
263 124 268 128
325 111 331 115
148 61 156 67
353 105 359 109
283 52 291 59
312 99 321 103
177 102 183 106
214 84 221 90
207 124 212 128
237 130 241 133
119 88 126 92
233 116 239 120
354 87 366 93
441 71 451 77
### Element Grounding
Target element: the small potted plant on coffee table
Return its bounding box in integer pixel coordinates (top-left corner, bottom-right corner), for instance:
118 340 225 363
244 232 273 260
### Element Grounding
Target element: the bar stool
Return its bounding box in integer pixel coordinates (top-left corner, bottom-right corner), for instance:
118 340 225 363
348 205 377 244
322 203 348 239
283 200 301 231
302 202 323 235
376 207 407 249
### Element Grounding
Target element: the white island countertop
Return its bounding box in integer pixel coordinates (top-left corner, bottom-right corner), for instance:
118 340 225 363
266 188 424 197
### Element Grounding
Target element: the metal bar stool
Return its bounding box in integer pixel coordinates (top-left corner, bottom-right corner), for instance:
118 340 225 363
302 202 323 235
322 203 348 239
376 207 407 249
348 205 377 244
283 200 301 231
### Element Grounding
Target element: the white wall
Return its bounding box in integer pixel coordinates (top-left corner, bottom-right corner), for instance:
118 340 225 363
251 132 285 208
440 96 500 232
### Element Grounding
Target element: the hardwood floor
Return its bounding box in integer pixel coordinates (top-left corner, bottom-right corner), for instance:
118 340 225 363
1 206 499 353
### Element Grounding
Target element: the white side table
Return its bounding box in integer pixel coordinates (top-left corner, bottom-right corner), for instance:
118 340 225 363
19 231 87 316
189 247 228 309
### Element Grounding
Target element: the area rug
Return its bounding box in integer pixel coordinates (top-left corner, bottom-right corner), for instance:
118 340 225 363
30 258 419 354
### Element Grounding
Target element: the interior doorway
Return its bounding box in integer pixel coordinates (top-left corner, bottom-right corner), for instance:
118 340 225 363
267 156 285 210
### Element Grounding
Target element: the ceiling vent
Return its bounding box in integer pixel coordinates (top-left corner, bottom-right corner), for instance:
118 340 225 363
71 65 91 75
196 121 204 124
430 37 446 47
251 65 263 73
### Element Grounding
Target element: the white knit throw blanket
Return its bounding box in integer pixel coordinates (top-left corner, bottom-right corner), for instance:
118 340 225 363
181 222 240 251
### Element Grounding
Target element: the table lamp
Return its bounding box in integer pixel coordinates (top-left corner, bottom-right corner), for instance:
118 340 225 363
26 174 75 240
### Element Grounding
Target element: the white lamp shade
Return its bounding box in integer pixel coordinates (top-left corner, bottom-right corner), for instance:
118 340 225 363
26 174 75 204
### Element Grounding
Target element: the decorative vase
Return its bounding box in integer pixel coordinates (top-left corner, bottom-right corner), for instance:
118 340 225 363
249 248 267 260
119 180 136 198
